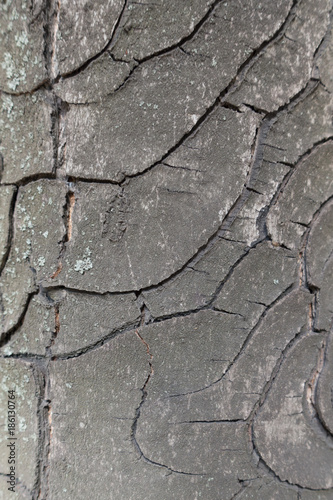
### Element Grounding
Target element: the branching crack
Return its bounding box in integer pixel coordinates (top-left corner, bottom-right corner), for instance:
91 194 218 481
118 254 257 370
0 290 39 348
166 285 295 400
49 321 141 361
298 195 333 295
57 0 130 81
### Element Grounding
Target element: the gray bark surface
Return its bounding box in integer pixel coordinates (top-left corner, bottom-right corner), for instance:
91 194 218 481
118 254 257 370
0 0 333 498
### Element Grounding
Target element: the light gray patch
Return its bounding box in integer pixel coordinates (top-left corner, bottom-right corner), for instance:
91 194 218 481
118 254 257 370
0 359 40 492
0 1 46 92
0 92 54 184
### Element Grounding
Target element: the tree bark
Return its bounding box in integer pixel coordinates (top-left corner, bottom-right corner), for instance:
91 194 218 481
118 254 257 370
0 0 333 498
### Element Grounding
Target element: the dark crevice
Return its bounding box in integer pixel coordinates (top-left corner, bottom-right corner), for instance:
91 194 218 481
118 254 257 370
67 175 121 187
292 136 333 168
50 188 75 280
308 284 320 295
0 173 56 188
211 308 245 318
42 284 137 298
31 362 48 500
37 363 52 500
208 239 266 309
42 0 59 82
284 33 297 43
146 307 209 325
291 220 308 229
253 436 333 491
138 301 153 326
315 337 333 437
261 78 319 131
125 119 265 297
1 0 297 100
242 102 268 115
0 36 61 500
123 0 222 64
246 186 263 195
60 0 303 188
161 162 202 173
55 98 69 176
220 101 242 113
228 484 250 500
323 247 333 273
1 353 48 361
135 452 205 477
0 80 51 98
118 95 231 185
173 419 245 425
1 311 142 361
263 143 286 151
219 235 247 244
304 335 333 445
50 93 61 175
247 299 268 307
42 0 52 79
48 321 141 361
45 305 60 354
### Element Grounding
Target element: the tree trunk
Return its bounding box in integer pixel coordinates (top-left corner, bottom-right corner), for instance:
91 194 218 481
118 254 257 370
0 0 333 498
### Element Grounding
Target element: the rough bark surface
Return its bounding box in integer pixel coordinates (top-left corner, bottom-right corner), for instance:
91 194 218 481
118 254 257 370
0 0 333 499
